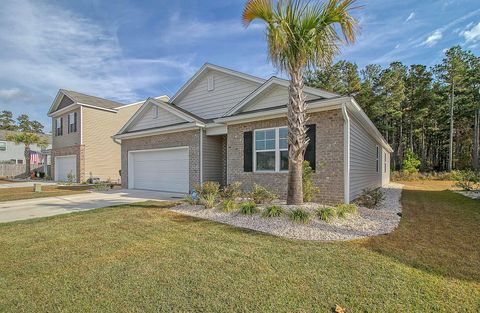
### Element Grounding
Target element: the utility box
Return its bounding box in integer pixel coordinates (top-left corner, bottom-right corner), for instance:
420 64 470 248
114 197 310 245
33 183 42 193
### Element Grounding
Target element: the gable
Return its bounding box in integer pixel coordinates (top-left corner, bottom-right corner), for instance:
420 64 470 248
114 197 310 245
128 105 187 132
174 69 262 119
57 95 75 111
241 85 321 113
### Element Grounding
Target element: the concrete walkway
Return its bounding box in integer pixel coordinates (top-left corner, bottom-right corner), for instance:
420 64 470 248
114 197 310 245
0 189 183 223
0 181 58 189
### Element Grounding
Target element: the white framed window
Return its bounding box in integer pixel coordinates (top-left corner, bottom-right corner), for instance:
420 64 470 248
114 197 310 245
376 146 379 173
55 117 62 136
0 141 6 152
207 75 215 91
254 127 288 172
68 112 76 133
384 152 387 173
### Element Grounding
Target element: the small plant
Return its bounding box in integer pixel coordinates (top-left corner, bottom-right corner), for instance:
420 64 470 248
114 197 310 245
200 193 217 209
250 184 276 204
402 149 421 174
452 170 480 191
184 194 198 205
316 207 337 223
195 181 220 198
221 181 242 200
66 171 76 185
356 188 384 209
239 201 258 215
336 203 358 218
303 161 320 202
220 199 237 212
289 208 310 224
93 181 110 191
262 205 284 218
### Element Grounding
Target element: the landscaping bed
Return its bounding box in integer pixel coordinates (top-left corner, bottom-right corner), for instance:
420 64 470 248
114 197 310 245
171 183 403 241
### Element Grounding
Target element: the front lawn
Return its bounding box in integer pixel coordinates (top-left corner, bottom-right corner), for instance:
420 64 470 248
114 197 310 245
0 181 478 312
0 185 92 202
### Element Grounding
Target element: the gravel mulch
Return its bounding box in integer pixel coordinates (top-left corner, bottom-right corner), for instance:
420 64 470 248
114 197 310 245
170 183 404 241
454 190 480 200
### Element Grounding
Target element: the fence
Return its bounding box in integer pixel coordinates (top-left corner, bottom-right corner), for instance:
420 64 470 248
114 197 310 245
0 164 46 178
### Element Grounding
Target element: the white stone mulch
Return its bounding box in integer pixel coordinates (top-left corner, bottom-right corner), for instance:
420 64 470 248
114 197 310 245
170 182 404 241
454 190 480 200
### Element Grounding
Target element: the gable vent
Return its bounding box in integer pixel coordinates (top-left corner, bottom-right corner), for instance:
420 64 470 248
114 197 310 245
207 75 215 91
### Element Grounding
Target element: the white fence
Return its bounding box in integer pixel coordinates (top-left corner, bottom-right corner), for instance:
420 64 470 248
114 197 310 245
0 164 45 178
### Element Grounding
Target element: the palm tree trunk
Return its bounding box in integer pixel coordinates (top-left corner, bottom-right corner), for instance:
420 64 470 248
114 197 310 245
24 146 31 177
287 66 308 205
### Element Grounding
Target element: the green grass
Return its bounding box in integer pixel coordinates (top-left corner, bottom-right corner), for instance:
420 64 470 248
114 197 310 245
0 185 92 202
0 182 479 312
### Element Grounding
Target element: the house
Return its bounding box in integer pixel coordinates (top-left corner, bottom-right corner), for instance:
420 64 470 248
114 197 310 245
47 89 168 182
0 130 52 165
114 63 392 204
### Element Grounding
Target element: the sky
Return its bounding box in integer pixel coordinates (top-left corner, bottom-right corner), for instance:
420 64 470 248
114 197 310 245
0 0 479 131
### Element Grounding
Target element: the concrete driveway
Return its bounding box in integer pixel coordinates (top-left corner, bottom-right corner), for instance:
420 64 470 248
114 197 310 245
0 181 58 189
0 189 183 223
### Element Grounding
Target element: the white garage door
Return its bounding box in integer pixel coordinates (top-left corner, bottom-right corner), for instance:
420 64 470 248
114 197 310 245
55 155 77 181
129 147 189 193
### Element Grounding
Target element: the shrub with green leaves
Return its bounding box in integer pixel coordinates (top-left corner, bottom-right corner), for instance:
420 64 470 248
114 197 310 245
239 202 258 215
195 181 220 197
184 194 198 205
356 188 384 209
402 149 421 174
221 181 242 200
316 207 337 223
220 199 237 212
250 184 276 204
289 208 310 224
303 161 320 202
200 193 217 209
262 205 284 218
336 203 358 218
452 170 480 191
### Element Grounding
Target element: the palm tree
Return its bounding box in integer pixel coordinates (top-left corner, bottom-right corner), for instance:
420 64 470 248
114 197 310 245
243 0 359 204
6 132 49 177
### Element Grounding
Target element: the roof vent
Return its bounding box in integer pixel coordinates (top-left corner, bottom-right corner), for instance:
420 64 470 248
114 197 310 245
207 75 215 91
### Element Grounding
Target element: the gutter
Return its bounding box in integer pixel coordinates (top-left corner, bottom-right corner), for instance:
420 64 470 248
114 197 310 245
342 103 350 204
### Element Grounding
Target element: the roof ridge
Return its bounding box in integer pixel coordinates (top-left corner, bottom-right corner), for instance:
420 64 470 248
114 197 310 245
62 89 125 107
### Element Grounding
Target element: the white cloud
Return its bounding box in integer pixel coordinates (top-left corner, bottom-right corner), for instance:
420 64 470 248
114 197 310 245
461 22 480 42
0 0 197 103
404 12 415 23
421 30 443 47
0 88 30 101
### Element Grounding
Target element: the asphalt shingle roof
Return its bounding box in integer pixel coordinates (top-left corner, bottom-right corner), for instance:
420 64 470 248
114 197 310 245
61 89 124 110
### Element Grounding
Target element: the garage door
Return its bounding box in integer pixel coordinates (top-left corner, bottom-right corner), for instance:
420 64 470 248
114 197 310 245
129 147 189 193
55 155 77 181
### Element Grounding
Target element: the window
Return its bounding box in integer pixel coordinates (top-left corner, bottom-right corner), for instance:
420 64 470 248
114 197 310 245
384 152 387 173
376 146 379 173
153 106 159 119
17 159 23 164
207 75 215 91
68 112 76 133
254 127 288 172
55 118 62 136
0 141 6 152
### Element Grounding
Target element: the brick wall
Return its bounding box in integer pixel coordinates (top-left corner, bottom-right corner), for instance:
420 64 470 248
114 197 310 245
120 129 201 190
227 109 345 204
51 145 85 182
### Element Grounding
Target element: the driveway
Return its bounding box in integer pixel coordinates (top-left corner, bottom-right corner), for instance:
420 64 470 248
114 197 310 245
0 189 183 223
0 181 58 189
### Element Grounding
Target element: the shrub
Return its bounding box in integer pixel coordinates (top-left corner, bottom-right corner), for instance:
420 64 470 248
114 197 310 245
250 184 276 204
356 188 384 209
303 161 320 202
220 199 237 212
93 182 110 191
200 193 217 209
221 181 242 200
184 194 198 205
239 202 258 215
336 203 358 218
316 207 337 223
195 181 220 198
262 205 284 218
452 170 480 191
289 208 310 224
402 149 421 174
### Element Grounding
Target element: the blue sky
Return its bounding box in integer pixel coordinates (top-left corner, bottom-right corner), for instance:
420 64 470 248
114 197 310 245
0 0 479 131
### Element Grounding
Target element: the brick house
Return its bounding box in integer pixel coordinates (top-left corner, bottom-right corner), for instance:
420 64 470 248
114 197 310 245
114 63 392 204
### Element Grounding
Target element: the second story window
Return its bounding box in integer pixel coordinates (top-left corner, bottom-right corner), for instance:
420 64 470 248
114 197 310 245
68 112 77 133
0 141 6 152
55 117 63 136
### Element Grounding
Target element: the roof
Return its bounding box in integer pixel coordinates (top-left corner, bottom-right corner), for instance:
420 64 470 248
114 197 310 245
61 89 124 110
0 130 52 144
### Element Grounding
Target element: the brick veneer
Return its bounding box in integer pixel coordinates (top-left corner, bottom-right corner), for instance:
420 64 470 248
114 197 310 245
51 145 85 182
227 109 345 204
120 129 201 190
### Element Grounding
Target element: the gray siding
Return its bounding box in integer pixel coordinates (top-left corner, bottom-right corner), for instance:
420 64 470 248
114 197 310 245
349 116 382 200
175 70 260 119
57 95 74 111
243 85 319 112
202 131 225 185
129 105 185 132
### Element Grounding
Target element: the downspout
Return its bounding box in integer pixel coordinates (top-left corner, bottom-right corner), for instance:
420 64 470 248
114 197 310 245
199 127 203 185
342 103 350 204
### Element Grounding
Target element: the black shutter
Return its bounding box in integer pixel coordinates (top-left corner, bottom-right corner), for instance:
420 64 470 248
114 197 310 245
74 112 77 132
67 114 70 133
243 131 253 172
60 117 63 136
305 124 316 171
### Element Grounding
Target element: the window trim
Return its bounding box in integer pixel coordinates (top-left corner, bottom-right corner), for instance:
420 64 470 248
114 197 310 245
153 106 159 119
384 151 387 173
376 145 379 173
0 141 6 152
253 126 288 173
68 112 76 133
56 117 62 136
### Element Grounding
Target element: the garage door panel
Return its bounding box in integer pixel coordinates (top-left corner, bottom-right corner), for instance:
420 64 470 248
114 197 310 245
129 147 189 193
55 155 77 182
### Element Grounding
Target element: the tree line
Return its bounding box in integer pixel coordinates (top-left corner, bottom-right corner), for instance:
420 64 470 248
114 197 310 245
305 46 480 172
0 110 45 134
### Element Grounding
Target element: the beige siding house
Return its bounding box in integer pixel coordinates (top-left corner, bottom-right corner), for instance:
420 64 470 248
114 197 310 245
47 89 167 182
114 63 392 204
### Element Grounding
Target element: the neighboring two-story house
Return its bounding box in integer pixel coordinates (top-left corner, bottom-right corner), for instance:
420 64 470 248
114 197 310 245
47 89 167 182
0 130 52 165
